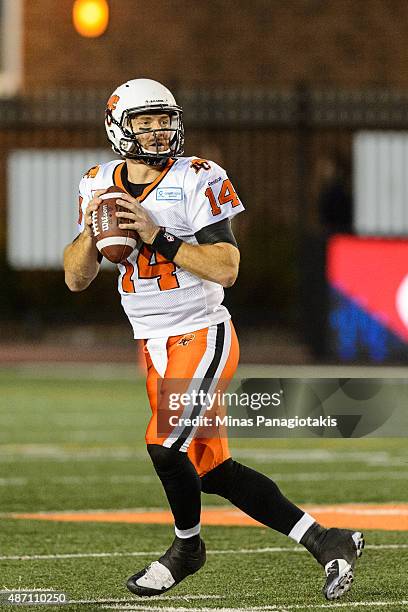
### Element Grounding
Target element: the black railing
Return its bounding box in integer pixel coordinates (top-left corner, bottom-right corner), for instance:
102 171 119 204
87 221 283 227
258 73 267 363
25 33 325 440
1 85 408 349
3 86 408 127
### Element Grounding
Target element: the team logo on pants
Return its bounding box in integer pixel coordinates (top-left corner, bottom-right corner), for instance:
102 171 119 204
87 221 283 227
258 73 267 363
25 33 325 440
178 333 195 346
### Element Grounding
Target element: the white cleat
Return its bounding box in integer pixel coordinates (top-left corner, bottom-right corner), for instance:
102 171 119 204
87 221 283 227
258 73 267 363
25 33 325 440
323 531 365 600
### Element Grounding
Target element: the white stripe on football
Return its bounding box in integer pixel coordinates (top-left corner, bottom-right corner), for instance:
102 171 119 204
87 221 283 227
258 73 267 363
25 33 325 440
96 236 137 250
99 192 126 201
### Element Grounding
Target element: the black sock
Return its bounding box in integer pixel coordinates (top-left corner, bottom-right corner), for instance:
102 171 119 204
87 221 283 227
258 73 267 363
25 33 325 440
201 458 304 536
147 444 201 531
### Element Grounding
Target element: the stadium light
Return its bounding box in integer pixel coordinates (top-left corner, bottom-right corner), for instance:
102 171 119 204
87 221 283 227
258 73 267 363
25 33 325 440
72 0 109 38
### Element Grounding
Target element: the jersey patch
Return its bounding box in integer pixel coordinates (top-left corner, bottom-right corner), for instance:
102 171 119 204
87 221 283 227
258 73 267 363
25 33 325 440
156 187 183 201
83 165 100 179
190 159 211 174
178 333 196 346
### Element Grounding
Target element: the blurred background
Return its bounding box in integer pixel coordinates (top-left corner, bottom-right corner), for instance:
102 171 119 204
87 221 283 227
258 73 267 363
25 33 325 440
2 0 408 366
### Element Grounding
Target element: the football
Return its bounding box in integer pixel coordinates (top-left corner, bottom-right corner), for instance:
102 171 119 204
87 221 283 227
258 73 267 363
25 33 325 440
91 186 138 263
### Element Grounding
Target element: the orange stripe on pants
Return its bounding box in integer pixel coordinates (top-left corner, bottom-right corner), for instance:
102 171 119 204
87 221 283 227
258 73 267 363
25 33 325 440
144 320 239 476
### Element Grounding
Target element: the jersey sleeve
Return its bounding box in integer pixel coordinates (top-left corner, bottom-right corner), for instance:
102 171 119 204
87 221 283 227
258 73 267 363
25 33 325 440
76 175 91 235
185 160 245 233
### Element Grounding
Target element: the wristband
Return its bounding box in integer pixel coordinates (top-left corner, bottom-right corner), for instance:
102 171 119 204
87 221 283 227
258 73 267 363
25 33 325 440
152 229 182 261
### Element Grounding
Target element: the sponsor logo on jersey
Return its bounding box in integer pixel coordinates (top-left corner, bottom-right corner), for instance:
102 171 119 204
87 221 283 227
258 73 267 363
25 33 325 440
208 176 222 186
156 187 183 201
178 333 195 346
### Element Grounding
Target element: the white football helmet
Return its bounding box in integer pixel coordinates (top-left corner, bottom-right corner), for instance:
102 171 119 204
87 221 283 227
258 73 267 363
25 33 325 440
105 78 184 165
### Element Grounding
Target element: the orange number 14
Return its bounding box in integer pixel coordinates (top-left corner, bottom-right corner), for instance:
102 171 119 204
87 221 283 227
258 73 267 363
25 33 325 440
205 179 240 216
122 245 179 293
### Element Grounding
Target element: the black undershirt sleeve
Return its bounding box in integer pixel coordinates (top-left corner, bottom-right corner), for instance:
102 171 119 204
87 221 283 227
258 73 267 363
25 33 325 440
194 218 238 247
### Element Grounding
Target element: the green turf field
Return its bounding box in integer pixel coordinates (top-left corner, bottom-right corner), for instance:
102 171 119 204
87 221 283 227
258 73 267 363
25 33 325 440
0 366 407 611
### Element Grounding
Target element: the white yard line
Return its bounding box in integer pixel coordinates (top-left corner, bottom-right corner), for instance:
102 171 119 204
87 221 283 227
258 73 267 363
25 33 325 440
98 601 408 611
99 606 279 611
0 543 407 562
74 595 221 604
4 362 408 379
268 471 408 482
1 593 397 612
0 475 155 486
0 445 147 460
2 502 408 517
8 595 398 611
0 445 405 467
0 471 407 486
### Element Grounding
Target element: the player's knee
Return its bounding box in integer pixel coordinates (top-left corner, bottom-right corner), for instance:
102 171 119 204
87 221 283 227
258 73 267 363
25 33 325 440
200 458 238 496
147 443 188 475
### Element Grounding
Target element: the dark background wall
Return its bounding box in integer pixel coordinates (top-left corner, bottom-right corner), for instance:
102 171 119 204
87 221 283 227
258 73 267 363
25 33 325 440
24 0 408 91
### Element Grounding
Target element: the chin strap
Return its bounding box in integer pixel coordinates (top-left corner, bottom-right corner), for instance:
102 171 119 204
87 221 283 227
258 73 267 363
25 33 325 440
117 141 171 166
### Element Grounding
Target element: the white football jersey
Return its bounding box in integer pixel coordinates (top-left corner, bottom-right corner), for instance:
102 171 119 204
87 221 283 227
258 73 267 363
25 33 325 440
77 156 245 339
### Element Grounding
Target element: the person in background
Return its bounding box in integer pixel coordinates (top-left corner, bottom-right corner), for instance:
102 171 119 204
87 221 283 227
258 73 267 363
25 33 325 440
316 152 353 234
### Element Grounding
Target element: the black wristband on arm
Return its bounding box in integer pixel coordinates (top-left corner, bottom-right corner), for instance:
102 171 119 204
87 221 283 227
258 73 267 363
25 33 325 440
151 229 183 261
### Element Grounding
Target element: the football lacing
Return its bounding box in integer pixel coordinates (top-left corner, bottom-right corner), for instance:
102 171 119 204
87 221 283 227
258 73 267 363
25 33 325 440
91 210 99 237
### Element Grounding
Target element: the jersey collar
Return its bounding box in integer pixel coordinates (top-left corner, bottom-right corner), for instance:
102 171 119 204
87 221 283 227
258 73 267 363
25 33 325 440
113 158 175 202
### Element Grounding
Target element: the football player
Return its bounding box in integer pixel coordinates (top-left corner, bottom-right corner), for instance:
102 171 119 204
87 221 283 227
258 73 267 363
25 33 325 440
63 79 364 601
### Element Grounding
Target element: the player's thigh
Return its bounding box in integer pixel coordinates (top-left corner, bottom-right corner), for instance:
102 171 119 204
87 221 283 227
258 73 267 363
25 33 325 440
144 331 210 444
145 327 211 416
165 320 239 380
170 321 239 475
146 321 239 460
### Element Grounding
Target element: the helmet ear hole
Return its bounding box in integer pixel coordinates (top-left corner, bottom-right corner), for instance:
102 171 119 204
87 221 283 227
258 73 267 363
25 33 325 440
119 138 135 153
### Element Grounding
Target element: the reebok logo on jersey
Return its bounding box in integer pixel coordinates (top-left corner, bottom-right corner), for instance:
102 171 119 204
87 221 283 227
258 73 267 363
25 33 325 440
156 187 183 201
178 333 195 346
